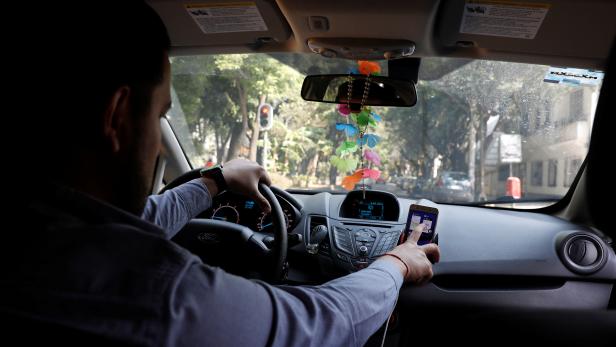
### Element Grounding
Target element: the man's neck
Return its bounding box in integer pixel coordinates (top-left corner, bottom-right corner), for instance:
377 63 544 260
52 163 124 213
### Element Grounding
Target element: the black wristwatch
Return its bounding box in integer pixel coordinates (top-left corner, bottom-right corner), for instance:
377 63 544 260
200 164 228 193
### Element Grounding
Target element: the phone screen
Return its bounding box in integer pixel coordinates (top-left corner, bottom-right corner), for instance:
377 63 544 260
401 205 438 245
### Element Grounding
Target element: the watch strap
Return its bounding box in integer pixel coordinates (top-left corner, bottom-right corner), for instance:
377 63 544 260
200 164 228 193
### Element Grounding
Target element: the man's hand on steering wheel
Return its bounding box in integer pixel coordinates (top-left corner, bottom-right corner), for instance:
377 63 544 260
202 159 272 213
166 162 286 282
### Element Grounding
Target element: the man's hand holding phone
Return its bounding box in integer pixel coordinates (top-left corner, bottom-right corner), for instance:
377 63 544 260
381 223 441 284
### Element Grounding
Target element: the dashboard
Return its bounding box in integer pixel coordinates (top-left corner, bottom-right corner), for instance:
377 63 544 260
195 188 615 310
290 190 616 310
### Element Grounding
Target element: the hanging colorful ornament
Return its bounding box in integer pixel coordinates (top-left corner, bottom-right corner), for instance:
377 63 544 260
360 168 381 180
370 111 382 122
335 123 358 137
363 149 381 166
337 104 351 116
354 110 372 127
358 60 381 75
329 59 385 193
356 133 380 148
335 141 359 155
331 156 359 175
341 170 363 191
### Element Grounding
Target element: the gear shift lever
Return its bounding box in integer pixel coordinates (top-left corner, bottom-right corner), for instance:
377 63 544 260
306 224 328 254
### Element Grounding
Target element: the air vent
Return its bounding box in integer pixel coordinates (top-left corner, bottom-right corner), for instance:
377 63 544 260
333 227 355 255
558 232 608 275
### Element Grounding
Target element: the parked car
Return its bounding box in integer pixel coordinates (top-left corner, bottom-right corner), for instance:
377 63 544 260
410 176 433 199
432 171 473 203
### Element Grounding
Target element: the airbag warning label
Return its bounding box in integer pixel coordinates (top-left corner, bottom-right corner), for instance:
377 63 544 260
185 2 268 34
460 1 550 39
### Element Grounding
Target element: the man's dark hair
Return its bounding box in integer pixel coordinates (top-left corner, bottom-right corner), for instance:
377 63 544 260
78 1 172 123
29 1 171 169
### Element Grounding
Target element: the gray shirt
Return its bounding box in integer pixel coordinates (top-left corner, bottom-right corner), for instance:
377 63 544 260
142 179 213 239
141 179 403 346
3 180 402 346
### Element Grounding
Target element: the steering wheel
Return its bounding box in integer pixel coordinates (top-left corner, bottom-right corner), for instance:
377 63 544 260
161 168 288 283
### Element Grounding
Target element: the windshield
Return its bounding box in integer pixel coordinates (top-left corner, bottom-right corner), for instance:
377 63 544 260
168 53 602 209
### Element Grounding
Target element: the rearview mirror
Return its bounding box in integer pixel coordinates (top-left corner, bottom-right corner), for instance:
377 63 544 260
301 74 417 107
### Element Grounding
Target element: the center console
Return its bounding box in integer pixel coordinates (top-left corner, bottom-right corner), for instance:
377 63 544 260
330 223 401 269
309 190 405 272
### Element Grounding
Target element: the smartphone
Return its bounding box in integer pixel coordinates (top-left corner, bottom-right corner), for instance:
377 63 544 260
400 204 439 245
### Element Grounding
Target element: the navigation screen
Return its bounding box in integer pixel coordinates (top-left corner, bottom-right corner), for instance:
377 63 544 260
356 200 385 220
339 191 400 221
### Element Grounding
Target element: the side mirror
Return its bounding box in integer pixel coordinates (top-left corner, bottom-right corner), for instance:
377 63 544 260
301 74 417 107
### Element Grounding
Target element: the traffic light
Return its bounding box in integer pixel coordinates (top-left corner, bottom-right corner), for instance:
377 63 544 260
258 103 273 131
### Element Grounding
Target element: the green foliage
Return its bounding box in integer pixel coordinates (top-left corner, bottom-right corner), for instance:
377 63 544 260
171 54 303 161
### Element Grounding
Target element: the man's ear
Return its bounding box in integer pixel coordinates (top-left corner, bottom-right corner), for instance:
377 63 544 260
102 86 132 153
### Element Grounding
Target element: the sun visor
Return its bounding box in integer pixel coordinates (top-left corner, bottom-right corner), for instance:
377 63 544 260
435 0 616 68
148 0 291 50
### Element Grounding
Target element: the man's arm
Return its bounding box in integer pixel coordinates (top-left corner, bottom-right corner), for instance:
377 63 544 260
141 178 212 239
168 258 404 347
165 205 439 346
142 159 272 238
152 160 440 345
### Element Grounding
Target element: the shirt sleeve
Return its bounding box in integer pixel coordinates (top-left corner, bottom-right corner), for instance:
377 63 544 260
141 179 212 239
166 258 403 347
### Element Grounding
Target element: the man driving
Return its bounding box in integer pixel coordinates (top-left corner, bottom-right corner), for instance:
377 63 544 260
4 2 440 346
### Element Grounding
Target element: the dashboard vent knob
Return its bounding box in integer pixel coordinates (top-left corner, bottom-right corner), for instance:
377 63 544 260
558 232 608 275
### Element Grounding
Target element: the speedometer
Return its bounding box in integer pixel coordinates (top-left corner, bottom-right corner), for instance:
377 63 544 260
257 209 291 231
211 203 240 224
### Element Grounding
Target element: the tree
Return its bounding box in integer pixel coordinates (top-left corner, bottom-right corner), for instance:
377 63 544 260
380 82 470 179
172 54 303 162
428 59 561 197
171 56 237 162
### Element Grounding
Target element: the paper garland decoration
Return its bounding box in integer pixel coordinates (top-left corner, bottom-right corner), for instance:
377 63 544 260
329 60 384 190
